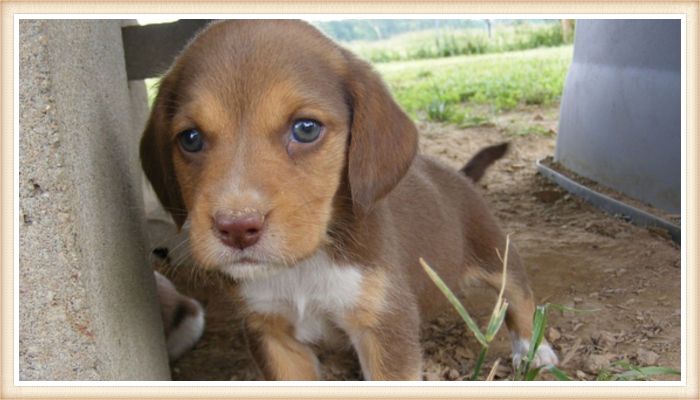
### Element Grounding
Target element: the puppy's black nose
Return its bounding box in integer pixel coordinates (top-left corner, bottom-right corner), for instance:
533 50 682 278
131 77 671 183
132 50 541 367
214 210 264 249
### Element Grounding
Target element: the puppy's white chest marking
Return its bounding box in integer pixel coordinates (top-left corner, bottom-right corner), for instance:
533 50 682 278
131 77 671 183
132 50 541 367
240 252 363 344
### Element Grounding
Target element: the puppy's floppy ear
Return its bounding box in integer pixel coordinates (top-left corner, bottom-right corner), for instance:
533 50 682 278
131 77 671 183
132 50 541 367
140 72 187 228
342 51 418 217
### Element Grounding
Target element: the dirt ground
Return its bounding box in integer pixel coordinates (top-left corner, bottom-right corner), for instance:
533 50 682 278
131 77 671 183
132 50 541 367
160 105 681 381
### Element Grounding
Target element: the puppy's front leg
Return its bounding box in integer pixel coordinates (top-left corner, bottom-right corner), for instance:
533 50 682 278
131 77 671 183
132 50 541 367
341 273 423 380
346 323 422 380
244 313 320 380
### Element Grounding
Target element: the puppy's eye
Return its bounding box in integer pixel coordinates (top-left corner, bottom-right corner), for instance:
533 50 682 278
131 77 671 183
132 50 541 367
291 119 323 143
178 129 204 152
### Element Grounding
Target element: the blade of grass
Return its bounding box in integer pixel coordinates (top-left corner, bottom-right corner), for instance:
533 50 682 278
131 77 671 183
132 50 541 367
485 300 509 342
486 358 501 381
545 365 572 381
526 305 547 359
520 304 548 376
494 235 510 308
611 359 633 369
547 303 600 314
486 235 511 341
614 366 680 380
471 348 488 381
420 258 488 347
524 366 542 381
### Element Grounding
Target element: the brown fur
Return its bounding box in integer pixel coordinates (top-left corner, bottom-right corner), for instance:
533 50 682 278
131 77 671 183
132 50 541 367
245 314 320 380
141 20 549 380
461 142 509 182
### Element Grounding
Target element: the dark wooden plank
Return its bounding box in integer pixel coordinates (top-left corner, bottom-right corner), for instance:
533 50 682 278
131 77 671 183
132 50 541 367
122 19 214 80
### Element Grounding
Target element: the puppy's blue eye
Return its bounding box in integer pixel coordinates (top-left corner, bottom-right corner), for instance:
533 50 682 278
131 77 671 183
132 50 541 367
178 129 204 152
291 119 323 143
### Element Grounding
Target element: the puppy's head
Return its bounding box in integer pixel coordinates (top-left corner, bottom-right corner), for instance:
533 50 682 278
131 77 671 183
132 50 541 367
141 20 417 279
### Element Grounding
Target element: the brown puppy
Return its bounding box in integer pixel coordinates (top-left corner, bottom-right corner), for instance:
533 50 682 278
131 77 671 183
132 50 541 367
141 20 557 380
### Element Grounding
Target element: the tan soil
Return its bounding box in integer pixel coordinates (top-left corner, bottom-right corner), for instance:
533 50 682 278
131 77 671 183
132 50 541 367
162 105 681 381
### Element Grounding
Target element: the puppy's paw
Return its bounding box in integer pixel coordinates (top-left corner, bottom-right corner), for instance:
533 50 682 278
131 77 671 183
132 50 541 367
166 298 205 361
511 335 559 368
155 271 206 361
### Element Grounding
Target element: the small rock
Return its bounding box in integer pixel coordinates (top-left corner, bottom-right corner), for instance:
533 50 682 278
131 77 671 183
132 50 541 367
575 370 588 379
548 327 561 342
496 363 513 379
425 371 441 381
534 189 563 203
636 349 659 366
573 297 583 303
445 368 460 381
591 331 617 350
583 354 614 373
424 359 442 381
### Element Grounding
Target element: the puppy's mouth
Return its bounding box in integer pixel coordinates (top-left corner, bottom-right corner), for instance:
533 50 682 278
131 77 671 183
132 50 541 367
236 256 261 264
218 256 282 281
222 249 274 267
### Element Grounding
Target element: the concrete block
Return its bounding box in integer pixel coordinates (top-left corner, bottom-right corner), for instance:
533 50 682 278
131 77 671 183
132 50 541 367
19 19 170 380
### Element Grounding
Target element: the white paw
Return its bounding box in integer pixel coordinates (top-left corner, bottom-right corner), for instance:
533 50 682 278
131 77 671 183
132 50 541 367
166 299 205 361
511 334 559 368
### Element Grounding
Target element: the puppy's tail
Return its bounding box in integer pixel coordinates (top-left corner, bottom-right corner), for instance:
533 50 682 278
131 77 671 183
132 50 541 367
460 142 509 183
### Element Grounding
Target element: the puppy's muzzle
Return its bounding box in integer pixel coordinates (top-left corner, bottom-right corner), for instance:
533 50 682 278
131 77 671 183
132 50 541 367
214 208 265 249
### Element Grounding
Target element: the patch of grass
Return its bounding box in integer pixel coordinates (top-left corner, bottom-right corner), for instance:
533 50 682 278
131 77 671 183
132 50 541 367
426 100 455 122
509 124 554 137
145 77 161 108
421 239 680 381
595 360 680 381
347 23 572 63
144 47 573 130
420 243 506 380
458 113 494 128
377 46 573 118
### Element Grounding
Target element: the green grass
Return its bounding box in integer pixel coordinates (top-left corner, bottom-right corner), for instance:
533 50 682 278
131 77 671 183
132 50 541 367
345 23 572 63
144 46 573 133
420 235 569 381
595 360 681 381
508 123 556 137
145 78 160 108
421 236 680 381
375 46 573 123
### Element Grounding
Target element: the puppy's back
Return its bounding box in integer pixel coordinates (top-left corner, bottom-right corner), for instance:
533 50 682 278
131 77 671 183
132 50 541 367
379 155 507 317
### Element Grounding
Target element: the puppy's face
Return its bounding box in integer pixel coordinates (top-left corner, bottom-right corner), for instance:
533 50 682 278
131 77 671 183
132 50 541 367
141 21 418 279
